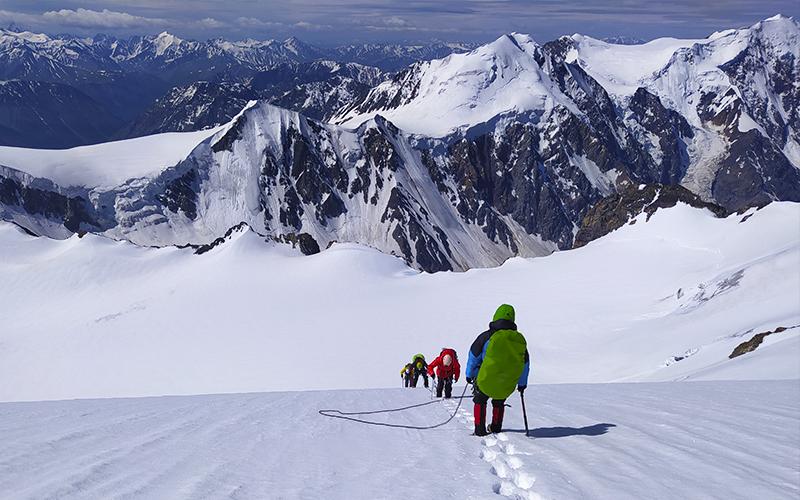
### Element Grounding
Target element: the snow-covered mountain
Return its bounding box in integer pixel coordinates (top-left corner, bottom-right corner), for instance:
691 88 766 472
0 126 224 238
0 28 470 81
563 14 800 209
0 16 798 271
338 16 800 212
0 28 112 82
0 28 474 147
0 101 559 271
122 61 384 138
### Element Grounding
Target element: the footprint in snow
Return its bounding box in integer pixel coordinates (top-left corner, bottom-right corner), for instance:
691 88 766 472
480 432 539 498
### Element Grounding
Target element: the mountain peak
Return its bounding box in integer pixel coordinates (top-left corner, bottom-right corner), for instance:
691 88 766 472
486 32 537 55
0 28 50 43
765 13 791 22
153 31 184 56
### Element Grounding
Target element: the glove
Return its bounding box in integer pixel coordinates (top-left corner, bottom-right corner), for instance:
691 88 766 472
517 385 526 394
466 377 474 384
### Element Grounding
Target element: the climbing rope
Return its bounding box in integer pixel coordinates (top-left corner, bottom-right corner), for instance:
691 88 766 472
319 383 471 430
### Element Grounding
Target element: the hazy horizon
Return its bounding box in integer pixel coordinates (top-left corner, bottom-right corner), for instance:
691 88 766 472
0 1 798 46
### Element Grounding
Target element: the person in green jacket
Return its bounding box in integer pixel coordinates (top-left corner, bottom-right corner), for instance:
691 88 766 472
410 354 429 388
465 304 530 436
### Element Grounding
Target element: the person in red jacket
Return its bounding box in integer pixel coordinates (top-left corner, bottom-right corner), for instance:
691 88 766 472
427 348 461 398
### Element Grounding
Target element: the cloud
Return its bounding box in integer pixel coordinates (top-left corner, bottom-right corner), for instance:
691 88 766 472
41 8 166 29
0 9 41 27
294 21 332 30
195 17 226 29
384 16 412 28
236 17 284 28
360 15 460 33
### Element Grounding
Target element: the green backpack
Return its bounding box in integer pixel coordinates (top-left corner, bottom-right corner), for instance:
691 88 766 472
476 328 527 400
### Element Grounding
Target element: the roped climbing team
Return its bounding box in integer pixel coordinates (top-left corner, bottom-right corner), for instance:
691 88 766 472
399 304 529 436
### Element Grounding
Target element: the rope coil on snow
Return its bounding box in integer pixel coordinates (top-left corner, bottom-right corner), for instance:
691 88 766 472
318 383 470 430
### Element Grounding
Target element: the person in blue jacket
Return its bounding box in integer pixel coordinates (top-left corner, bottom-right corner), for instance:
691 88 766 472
465 304 530 436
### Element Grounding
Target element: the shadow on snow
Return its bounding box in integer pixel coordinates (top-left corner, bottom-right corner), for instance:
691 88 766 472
506 423 617 438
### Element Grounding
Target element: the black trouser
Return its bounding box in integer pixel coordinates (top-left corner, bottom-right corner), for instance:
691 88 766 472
412 370 428 388
436 376 453 398
404 373 412 387
473 385 506 406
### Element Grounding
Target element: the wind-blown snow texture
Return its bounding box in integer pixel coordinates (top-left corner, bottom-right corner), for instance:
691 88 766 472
0 382 797 499
1 202 797 402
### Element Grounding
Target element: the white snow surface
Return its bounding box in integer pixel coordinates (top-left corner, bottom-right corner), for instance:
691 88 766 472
0 381 797 499
0 202 798 403
338 33 577 137
565 34 700 96
0 127 225 189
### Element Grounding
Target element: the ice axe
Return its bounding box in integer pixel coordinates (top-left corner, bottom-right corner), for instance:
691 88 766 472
519 389 530 437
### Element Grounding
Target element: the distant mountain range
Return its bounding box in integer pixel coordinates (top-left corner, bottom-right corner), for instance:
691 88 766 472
0 29 476 147
0 16 798 272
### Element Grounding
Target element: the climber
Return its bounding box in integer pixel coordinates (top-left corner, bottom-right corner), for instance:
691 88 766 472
401 363 414 387
465 304 530 436
410 353 429 388
427 348 461 398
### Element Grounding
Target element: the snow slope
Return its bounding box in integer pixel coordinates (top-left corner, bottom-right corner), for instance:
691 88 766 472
569 15 798 101
0 126 225 189
337 33 577 137
564 35 700 96
0 381 797 499
0 202 798 402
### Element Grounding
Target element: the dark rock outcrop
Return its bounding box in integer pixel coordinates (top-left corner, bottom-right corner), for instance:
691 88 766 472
0 172 102 233
573 184 727 248
729 326 792 359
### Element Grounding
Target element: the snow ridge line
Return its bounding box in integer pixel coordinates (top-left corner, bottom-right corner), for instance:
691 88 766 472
443 398 543 500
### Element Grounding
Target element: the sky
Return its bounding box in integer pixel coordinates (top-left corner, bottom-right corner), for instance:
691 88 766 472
0 1 798 45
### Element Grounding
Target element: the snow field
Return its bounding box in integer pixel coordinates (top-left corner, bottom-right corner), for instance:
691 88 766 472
1 381 797 499
0 202 798 402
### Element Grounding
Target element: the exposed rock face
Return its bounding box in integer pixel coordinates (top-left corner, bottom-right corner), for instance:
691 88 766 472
0 167 104 234
573 184 727 248
694 88 800 211
120 82 257 139
627 88 694 185
729 326 792 359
